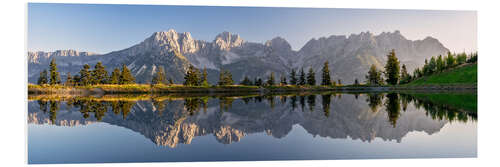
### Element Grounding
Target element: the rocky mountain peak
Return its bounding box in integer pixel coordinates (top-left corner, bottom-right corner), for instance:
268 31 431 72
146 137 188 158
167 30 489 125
214 31 243 50
145 29 199 54
265 36 292 50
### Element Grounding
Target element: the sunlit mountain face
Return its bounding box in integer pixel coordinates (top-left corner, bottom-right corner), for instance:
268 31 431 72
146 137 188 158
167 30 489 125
28 30 448 84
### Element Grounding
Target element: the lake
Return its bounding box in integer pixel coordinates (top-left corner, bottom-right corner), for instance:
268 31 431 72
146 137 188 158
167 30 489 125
27 92 477 164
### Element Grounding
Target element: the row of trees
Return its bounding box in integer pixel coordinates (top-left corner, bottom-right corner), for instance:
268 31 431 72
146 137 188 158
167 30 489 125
365 50 478 85
37 59 136 86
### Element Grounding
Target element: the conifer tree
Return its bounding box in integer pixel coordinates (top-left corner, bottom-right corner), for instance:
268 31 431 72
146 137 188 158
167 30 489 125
184 65 201 86
266 72 275 86
37 70 48 85
446 52 456 68
240 76 252 85
354 78 360 85
79 64 92 86
280 74 287 86
201 67 209 86
49 58 61 85
400 64 410 84
299 68 306 85
289 69 297 85
109 68 120 84
384 49 400 85
254 77 263 86
152 66 166 85
366 64 383 85
92 61 108 84
119 64 135 84
321 61 332 86
428 56 437 74
72 75 81 86
306 67 316 86
437 55 445 72
65 72 74 86
337 79 342 86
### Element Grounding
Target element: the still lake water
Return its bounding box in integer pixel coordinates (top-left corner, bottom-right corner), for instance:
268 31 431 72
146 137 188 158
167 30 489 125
27 93 477 164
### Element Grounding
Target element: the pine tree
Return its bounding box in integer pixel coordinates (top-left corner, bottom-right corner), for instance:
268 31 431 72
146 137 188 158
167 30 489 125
184 65 201 86
437 55 445 72
337 79 342 86
423 59 430 75
428 56 437 74
79 64 92 86
306 67 316 86
299 68 306 85
109 68 120 84
446 52 456 68
72 75 81 86
366 64 383 85
49 58 61 85
92 61 108 84
65 72 74 86
152 66 166 85
266 72 275 86
217 69 233 86
254 78 263 86
120 64 135 84
354 78 359 85
400 64 410 84
201 67 209 87
37 70 48 85
289 69 297 85
280 74 287 86
384 49 400 85
321 61 332 86
240 76 252 85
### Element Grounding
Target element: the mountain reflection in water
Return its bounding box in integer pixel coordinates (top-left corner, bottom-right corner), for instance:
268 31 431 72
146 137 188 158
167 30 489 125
28 93 477 148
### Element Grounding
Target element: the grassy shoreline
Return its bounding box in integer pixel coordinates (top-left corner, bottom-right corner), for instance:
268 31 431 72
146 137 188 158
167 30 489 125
28 83 476 95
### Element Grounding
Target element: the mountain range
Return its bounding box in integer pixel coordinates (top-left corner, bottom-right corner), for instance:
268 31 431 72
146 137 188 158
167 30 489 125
28 29 449 84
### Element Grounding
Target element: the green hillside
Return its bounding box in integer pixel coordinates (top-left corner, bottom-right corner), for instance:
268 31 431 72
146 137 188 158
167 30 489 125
406 63 477 86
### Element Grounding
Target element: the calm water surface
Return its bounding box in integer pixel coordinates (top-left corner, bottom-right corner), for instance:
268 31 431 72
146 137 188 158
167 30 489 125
27 93 477 164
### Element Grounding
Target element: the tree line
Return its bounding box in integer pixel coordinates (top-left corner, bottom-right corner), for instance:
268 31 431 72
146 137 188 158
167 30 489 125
37 59 136 86
365 50 478 85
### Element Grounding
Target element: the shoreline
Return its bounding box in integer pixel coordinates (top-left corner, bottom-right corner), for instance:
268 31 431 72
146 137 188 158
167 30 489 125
28 84 477 96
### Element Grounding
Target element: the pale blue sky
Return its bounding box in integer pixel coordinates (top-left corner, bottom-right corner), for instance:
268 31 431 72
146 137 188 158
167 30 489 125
28 3 477 54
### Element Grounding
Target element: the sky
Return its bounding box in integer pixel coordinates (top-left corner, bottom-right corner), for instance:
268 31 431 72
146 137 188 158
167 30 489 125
28 3 477 54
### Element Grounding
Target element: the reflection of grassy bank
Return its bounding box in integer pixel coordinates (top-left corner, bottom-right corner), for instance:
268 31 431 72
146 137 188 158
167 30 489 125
404 93 477 112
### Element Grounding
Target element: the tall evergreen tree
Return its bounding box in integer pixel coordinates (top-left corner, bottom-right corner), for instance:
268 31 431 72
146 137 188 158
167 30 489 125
400 64 410 84
119 64 135 84
79 64 92 86
299 68 306 85
49 58 61 85
37 70 48 85
65 72 74 86
266 72 275 86
184 65 201 86
437 55 445 72
92 61 108 84
72 75 81 86
240 76 252 85
280 74 287 86
384 49 400 85
366 64 383 85
306 67 316 86
428 56 437 74
446 52 456 68
254 78 263 86
289 69 297 85
354 78 360 85
201 67 209 86
217 69 233 86
337 79 342 86
321 61 332 86
152 66 166 85
109 68 121 84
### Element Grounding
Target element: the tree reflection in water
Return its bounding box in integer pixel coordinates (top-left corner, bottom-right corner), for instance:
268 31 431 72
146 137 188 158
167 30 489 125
34 92 476 126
